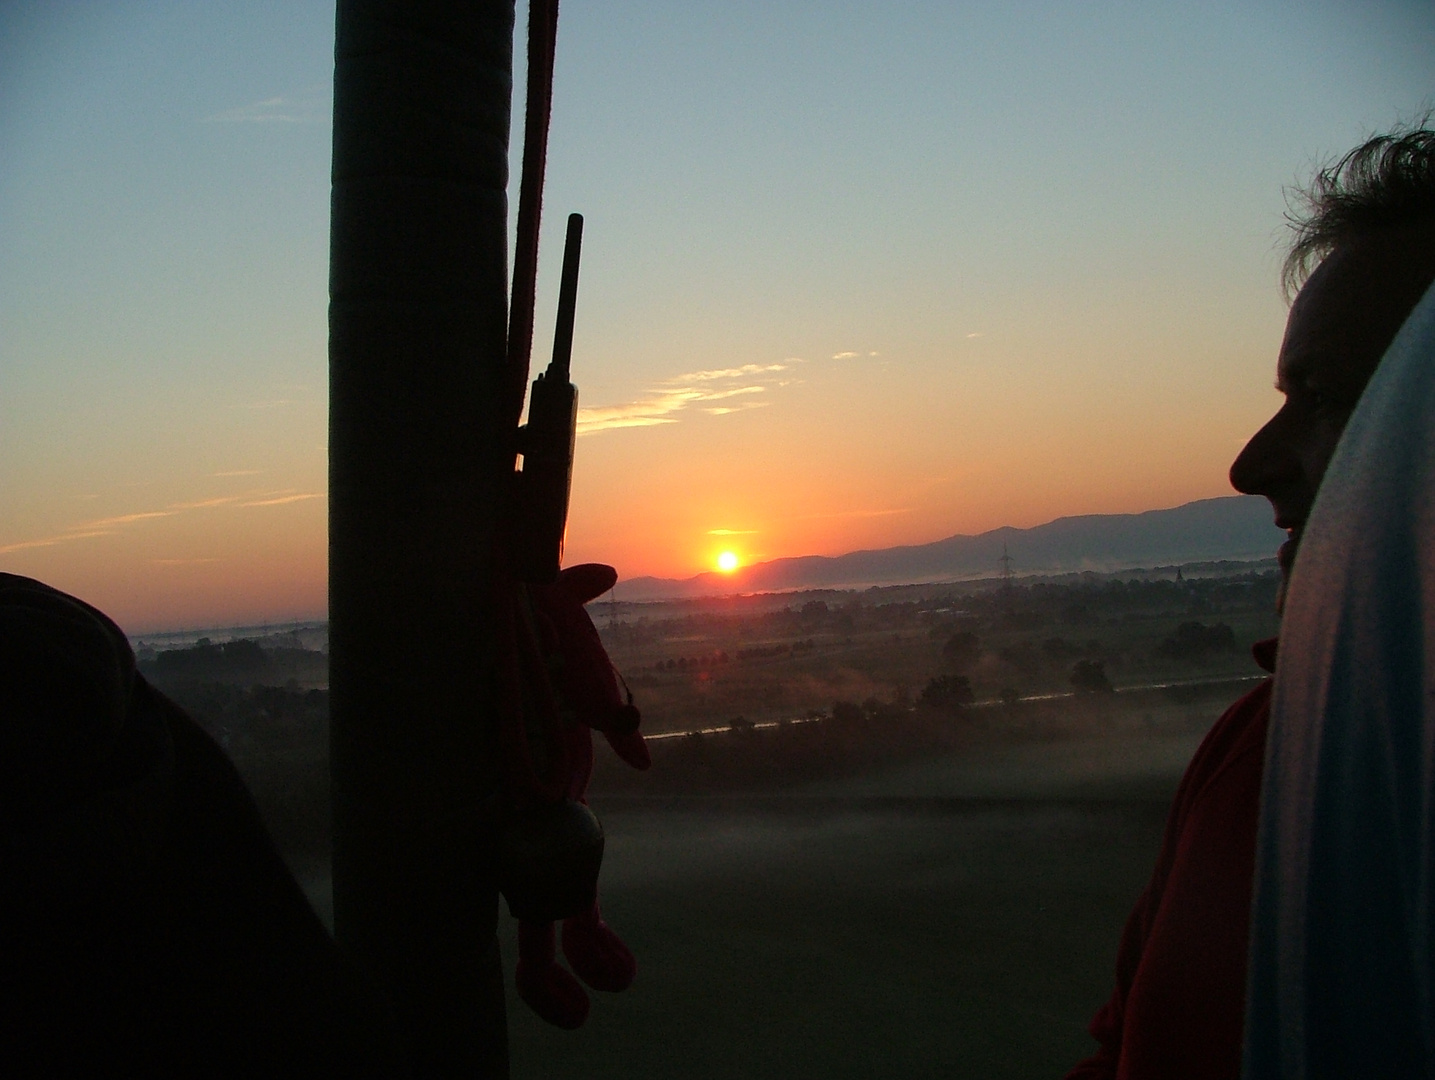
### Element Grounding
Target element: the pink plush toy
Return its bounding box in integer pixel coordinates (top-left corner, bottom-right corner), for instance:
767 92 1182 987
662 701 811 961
514 563 649 1029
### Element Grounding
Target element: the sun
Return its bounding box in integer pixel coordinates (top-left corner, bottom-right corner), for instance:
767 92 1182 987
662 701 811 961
716 551 740 573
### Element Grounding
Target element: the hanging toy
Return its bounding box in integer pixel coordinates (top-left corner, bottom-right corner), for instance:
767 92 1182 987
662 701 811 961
506 564 648 1028
494 208 650 1025
493 2 650 1024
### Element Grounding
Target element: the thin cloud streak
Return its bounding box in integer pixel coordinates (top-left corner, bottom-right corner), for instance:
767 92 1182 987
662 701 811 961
0 530 114 556
204 86 330 124
684 362 792 381
239 493 324 507
170 496 244 511
705 401 769 416
577 360 796 435
84 510 176 528
784 507 915 523
701 386 767 401
0 491 326 556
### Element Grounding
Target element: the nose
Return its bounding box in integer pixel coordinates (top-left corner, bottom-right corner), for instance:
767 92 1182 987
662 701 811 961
1229 407 1296 498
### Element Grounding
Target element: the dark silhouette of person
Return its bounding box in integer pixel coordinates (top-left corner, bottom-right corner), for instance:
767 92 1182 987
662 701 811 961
0 573 410 1076
1067 124 1435 1079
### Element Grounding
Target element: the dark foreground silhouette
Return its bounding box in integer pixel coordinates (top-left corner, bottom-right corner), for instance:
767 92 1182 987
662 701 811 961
0 573 408 1076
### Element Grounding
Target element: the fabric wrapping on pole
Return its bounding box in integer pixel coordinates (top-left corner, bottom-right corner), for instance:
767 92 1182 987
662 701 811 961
1244 279 1435 1079
329 1 515 1074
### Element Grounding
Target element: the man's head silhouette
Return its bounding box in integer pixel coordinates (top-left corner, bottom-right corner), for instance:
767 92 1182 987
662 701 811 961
1229 123 1435 608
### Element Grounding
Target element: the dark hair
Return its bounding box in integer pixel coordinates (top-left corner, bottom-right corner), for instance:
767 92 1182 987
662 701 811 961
1283 116 1435 297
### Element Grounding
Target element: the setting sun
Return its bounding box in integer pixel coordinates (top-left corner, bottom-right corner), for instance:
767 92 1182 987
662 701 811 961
717 551 740 573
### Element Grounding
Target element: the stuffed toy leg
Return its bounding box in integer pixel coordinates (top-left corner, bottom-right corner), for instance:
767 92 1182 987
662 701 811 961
516 899 636 1028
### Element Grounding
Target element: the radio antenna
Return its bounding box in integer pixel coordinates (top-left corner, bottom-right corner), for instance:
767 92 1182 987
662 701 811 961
548 214 583 382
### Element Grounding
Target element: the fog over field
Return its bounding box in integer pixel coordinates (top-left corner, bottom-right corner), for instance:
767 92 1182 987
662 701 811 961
500 800 1167 1078
506 709 1217 1078
138 564 1273 1075
291 731 1195 1077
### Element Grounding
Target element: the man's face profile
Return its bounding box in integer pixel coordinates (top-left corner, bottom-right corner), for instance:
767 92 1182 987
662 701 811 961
1229 220 1435 606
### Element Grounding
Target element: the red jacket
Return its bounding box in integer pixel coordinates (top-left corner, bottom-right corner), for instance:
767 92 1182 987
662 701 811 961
1066 640 1276 1080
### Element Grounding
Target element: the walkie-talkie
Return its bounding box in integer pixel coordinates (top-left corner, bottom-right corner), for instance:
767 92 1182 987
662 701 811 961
515 212 584 584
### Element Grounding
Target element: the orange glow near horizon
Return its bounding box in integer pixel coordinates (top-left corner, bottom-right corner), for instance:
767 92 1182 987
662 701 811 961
556 346 1274 586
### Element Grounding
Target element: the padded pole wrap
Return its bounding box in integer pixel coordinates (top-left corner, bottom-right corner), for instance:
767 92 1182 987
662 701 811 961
329 1 514 1074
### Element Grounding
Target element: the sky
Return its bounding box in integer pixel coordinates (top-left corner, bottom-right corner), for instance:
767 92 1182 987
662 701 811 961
1 1 1431 632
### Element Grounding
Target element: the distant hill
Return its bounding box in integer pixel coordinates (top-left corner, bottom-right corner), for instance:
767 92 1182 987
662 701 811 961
613 495 1283 601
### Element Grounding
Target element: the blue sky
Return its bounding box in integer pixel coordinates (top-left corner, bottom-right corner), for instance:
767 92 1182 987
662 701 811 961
1 0 1431 630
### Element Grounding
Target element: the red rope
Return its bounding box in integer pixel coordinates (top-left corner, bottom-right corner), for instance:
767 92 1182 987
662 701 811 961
496 0 567 809
506 0 560 433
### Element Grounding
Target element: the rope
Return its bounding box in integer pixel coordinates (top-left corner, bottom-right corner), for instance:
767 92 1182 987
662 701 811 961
505 0 560 433
496 0 570 809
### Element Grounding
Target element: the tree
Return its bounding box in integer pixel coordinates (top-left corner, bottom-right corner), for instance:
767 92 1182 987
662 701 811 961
1070 659 1114 693
1154 621 1239 661
1042 636 1081 659
942 631 982 672
920 674 975 710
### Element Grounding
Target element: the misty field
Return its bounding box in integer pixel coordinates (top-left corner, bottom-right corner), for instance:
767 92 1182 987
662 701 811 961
146 569 1277 1076
290 729 1199 1078
500 733 1190 1079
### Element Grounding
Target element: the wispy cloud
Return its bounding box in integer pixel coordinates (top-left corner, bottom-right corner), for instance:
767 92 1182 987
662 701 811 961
966 332 984 339
240 493 324 507
170 496 244 511
577 360 799 435
684 362 792 382
0 490 326 556
83 510 176 528
702 386 767 402
204 86 329 125
705 400 769 416
832 351 859 360
784 507 914 523
213 469 262 477
708 529 758 536
0 530 114 556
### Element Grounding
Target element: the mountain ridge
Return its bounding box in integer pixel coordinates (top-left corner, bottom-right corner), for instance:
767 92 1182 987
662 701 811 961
612 495 1283 601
